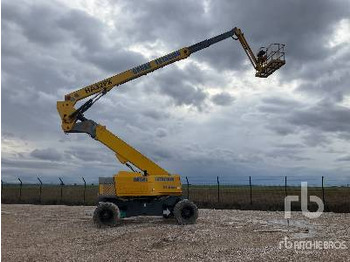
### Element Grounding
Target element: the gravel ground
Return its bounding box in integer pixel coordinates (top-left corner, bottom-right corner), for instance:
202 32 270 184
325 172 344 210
1 204 349 261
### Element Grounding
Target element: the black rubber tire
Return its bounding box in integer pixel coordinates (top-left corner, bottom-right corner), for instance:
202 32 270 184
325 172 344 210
173 199 198 225
163 212 174 219
93 202 120 227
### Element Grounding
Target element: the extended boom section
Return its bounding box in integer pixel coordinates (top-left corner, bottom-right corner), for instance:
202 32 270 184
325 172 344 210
57 27 285 133
64 48 191 104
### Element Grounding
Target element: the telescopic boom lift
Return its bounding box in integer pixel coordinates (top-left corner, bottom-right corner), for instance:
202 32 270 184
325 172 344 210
57 27 285 227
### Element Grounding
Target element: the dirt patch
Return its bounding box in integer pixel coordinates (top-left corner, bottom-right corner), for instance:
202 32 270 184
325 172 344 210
2 205 349 261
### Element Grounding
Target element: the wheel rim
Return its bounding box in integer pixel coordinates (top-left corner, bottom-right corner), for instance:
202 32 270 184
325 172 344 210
181 206 194 219
99 209 113 223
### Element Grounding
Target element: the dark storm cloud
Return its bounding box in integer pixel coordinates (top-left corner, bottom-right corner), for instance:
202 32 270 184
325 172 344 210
2 131 15 139
267 124 297 136
209 0 350 83
288 101 350 134
301 132 330 147
57 9 144 73
141 109 169 120
261 97 303 108
2 157 66 170
2 0 143 82
260 96 350 142
113 0 350 107
57 9 105 50
30 148 63 161
150 65 208 109
259 95 350 150
297 67 350 102
1 154 119 184
155 128 167 138
336 155 350 162
181 143 263 165
2 0 146 145
111 0 211 45
160 82 207 109
2 1 67 46
112 0 349 74
211 92 235 106
274 143 305 149
258 96 303 135
74 47 143 74
266 148 311 162
259 96 305 115
64 147 116 163
113 0 248 71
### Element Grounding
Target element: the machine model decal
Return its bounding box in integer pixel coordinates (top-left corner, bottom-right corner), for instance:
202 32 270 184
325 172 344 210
133 177 148 182
155 51 181 66
132 62 152 75
156 177 175 182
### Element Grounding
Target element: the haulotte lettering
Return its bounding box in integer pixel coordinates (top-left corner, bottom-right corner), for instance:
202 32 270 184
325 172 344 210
84 50 182 93
85 78 113 94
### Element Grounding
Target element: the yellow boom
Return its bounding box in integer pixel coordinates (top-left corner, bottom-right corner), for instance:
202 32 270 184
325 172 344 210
57 26 285 187
57 27 285 226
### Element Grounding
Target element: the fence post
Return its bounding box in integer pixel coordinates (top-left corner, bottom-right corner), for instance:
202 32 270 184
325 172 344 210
59 178 64 203
249 176 252 205
217 176 220 203
185 176 190 200
37 177 43 203
82 177 86 205
18 178 23 202
322 176 325 207
284 176 288 197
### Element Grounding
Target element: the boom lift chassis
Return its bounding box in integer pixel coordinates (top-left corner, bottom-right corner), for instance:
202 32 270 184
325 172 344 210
57 27 285 227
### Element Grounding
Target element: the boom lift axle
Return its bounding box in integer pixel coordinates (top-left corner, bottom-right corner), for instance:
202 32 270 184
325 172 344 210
57 27 285 227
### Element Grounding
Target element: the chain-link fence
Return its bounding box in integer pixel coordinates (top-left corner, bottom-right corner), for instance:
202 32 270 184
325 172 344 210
1 177 97 205
183 176 350 212
2 176 349 212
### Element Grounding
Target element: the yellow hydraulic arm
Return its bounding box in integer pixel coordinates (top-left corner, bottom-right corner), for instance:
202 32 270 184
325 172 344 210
57 27 285 176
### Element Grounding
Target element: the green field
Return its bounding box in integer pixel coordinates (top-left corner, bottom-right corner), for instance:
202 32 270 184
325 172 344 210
2 184 349 212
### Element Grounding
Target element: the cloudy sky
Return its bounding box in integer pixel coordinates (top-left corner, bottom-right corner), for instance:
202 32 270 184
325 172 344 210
2 0 350 185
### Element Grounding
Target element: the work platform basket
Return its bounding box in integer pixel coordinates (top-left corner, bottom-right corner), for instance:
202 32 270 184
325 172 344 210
256 43 285 78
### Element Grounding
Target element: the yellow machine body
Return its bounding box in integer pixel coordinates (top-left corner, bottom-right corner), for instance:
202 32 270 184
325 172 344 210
99 171 182 197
